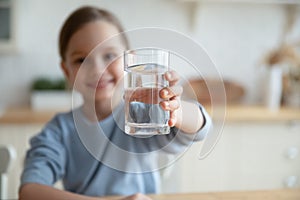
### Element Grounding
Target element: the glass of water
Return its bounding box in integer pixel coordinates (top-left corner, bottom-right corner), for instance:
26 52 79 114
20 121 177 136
124 48 170 136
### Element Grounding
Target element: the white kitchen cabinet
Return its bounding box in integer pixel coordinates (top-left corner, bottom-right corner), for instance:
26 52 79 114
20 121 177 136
161 121 300 193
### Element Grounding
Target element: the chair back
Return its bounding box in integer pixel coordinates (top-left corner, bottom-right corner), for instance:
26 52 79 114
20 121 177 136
0 145 16 200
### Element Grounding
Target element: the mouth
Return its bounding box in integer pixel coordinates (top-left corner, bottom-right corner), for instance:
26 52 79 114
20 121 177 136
88 79 114 89
97 80 114 89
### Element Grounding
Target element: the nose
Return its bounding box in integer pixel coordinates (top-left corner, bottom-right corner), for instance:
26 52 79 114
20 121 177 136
84 55 108 78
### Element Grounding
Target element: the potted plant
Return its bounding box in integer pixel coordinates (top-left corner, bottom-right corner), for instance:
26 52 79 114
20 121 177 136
30 77 75 110
262 6 300 109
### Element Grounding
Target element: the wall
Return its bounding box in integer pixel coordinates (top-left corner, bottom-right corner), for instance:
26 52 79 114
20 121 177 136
0 0 298 107
193 2 287 103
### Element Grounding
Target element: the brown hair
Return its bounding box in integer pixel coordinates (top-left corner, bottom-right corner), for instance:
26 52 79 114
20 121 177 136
59 6 129 60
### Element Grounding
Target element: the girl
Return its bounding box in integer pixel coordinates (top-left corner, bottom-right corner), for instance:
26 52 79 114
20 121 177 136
19 6 211 200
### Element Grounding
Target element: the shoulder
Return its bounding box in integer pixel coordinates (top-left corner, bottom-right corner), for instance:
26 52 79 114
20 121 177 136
45 109 75 131
32 109 78 143
50 109 75 126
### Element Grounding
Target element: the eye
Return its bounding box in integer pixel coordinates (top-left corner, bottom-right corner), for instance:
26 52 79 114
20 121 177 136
103 52 117 62
74 57 85 64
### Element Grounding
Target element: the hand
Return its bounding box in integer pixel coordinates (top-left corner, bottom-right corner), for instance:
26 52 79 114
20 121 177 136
159 71 183 127
118 193 152 200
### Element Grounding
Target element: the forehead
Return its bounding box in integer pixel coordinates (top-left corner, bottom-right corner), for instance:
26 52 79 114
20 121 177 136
67 20 124 55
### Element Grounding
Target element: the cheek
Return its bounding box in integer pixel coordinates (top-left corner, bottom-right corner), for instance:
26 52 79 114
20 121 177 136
67 67 84 87
110 59 123 79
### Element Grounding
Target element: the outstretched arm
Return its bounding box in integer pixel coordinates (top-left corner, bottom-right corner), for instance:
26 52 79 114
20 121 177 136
159 71 205 134
19 183 152 200
19 183 99 200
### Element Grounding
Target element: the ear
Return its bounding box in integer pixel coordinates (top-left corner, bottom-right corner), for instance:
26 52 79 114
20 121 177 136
60 61 70 81
60 61 73 90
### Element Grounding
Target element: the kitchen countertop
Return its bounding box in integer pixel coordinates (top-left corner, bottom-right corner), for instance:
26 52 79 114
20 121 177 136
106 189 300 200
0 105 300 124
217 105 300 123
0 107 65 124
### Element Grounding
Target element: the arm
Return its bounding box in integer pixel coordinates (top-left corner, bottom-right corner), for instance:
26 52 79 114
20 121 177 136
19 184 152 200
160 71 206 134
19 183 100 200
174 100 204 134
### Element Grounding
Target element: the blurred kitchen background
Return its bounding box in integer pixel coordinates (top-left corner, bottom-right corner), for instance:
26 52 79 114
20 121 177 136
0 0 300 199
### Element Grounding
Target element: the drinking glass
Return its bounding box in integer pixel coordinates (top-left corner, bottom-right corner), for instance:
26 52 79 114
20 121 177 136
124 48 170 136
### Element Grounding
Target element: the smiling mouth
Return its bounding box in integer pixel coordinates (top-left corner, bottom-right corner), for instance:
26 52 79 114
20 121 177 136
88 79 114 89
88 80 114 89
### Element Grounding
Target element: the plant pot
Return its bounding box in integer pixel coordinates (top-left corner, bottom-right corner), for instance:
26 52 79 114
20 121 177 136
30 91 83 111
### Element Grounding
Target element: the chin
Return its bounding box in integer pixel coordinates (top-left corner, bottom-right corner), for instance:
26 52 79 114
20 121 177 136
94 92 113 102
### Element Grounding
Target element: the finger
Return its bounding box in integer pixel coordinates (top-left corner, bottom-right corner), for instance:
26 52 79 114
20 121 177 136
125 88 160 104
168 110 177 127
165 70 180 86
160 98 181 111
160 86 183 99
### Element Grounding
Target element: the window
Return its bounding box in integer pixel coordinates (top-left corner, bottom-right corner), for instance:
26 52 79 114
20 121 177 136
0 0 15 53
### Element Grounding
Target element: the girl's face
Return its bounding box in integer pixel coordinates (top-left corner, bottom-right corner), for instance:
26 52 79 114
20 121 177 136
61 20 126 104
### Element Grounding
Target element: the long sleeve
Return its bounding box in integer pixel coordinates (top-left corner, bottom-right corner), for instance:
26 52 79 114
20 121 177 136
21 118 67 187
155 102 212 154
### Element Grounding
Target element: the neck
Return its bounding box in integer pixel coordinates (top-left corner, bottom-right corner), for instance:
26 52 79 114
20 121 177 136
81 98 120 121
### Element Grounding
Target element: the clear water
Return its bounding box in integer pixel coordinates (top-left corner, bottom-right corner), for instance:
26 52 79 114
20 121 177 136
124 64 170 135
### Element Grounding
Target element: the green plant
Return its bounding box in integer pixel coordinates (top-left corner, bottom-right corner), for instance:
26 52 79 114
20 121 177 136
31 77 67 91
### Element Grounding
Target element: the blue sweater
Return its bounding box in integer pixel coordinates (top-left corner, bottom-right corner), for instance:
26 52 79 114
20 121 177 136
21 102 211 196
